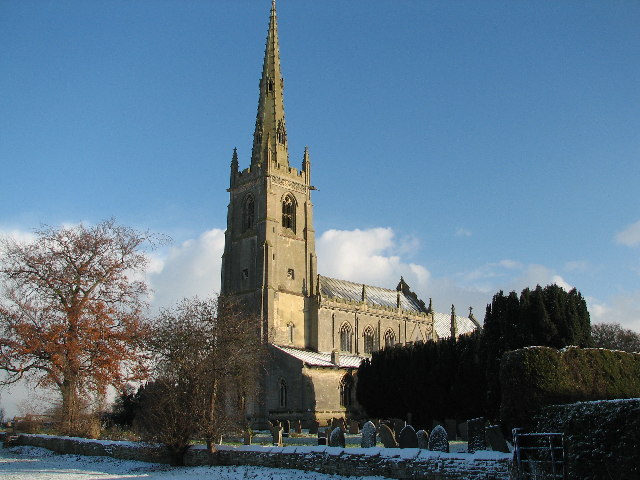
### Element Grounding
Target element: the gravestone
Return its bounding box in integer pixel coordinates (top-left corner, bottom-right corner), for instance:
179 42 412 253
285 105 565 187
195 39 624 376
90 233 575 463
272 427 283 447
458 421 468 441
392 419 405 439
486 425 510 453
428 425 449 452
379 423 399 448
282 419 291 438
317 428 327 446
243 429 252 445
309 420 319 434
348 419 359 434
444 418 457 441
467 417 487 453
329 426 346 448
416 430 429 449
294 419 302 434
398 425 419 448
361 421 377 448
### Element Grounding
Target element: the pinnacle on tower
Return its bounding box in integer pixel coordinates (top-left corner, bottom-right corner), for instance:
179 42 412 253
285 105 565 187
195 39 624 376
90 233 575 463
251 0 288 168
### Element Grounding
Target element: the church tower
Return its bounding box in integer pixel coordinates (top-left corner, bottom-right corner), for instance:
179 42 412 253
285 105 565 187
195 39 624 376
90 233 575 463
221 0 317 350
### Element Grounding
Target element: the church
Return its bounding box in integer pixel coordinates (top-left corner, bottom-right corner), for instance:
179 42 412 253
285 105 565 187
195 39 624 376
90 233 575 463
220 1 479 428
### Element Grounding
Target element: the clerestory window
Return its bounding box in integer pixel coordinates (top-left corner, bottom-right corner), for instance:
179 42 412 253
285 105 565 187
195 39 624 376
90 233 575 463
339 323 353 353
363 327 375 354
384 329 396 348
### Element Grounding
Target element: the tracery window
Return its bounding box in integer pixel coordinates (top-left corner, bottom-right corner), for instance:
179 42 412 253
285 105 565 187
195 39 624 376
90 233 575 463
279 379 287 408
340 374 353 407
282 194 296 233
243 195 255 232
384 329 396 348
363 326 375 354
339 323 352 353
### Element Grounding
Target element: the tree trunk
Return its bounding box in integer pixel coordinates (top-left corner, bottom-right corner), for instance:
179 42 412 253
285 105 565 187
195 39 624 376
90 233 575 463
60 376 79 435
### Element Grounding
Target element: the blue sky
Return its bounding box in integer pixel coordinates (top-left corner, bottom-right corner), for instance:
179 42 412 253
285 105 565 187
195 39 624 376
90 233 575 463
1 0 639 361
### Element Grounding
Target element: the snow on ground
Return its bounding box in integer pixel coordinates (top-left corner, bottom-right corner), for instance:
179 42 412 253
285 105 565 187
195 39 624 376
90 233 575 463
0 445 393 480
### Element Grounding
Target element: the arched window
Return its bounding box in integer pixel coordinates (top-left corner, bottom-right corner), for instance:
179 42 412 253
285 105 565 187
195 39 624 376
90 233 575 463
384 329 396 348
340 374 353 407
282 194 296 233
339 323 352 353
279 379 287 408
243 195 255 232
363 326 375 354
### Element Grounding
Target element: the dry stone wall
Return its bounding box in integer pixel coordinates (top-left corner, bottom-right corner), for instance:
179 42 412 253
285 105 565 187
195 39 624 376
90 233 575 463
2 433 511 480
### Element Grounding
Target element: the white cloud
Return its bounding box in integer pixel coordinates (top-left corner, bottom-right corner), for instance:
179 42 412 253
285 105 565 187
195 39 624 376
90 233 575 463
316 227 430 291
615 220 640 247
147 228 225 310
589 290 640 332
455 227 472 237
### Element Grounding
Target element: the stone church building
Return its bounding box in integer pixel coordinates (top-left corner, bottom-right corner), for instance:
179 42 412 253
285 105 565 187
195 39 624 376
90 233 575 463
220 1 479 428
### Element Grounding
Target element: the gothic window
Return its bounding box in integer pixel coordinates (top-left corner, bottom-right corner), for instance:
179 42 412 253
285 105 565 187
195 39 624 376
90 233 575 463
276 120 287 145
282 194 296 233
243 195 255 232
384 329 396 348
363 326 375 354
287 322 294 344
340 374 353 407
279 379 287 408
339 323 352 353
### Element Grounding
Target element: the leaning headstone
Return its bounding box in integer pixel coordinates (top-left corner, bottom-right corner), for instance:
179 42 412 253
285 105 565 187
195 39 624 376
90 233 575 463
379 423 399 448
348 419 360 434
416 430 429 449
282 419 291 438
486 425 510 453
294 419 302 434
398 425 419 448
317 428 327 446
392 418 405 439
427 425 449 453
458 421 468 441
444 419 457 441
467 417 487 453
328 426 346 448
272 427 283 447
361 421 377 448
309 420 319 434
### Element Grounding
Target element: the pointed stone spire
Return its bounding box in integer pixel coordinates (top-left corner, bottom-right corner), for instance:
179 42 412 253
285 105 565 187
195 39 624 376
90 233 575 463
230 147 239 185
302 146 311 183
450 304 458 339
251 0 288 169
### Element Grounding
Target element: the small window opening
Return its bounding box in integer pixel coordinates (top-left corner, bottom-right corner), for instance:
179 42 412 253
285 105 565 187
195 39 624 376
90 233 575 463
242 268 249 280
287 268 294 280
279 379 287 408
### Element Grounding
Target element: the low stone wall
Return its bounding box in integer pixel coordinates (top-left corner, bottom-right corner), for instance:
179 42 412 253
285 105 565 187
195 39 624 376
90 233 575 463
2 433 512 480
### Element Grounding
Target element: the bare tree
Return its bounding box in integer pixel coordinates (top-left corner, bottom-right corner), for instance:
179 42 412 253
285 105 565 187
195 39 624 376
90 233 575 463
592 322 640 353
0 219 161 434
136 295 263 465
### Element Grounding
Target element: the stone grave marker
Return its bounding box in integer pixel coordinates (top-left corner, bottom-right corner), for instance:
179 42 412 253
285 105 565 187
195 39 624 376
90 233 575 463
309 420 319 434
243 429 252 445
398 425 418 448
392 418 405 439
272 426 283 447
282 419 291 438
294 419 302 434
361 421 377 448
467 417 487 453
379 423 399 448
444 419 457 441
486 425 510 453
329 426 346 448
427 425 449 453
348 419 360 434
416 430 429 449
317 428 327 445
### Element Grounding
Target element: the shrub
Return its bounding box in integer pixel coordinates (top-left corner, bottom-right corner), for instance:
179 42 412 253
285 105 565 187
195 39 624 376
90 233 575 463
500 346 640 431
535 399 640 480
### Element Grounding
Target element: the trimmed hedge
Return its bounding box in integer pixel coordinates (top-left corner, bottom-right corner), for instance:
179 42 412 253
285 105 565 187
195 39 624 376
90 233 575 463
500 346 640 431
535 399 640 480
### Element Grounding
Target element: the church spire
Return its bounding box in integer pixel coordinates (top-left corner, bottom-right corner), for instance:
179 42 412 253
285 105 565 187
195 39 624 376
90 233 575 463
251 0 288 168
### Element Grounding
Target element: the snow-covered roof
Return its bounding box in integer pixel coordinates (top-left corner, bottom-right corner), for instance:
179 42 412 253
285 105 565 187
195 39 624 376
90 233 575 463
272 344 364 368
318 275 428 313
432 311 480 340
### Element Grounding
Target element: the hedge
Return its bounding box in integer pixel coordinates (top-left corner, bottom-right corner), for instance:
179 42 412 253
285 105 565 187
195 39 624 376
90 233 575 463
500 346 640 431
535 399 640 480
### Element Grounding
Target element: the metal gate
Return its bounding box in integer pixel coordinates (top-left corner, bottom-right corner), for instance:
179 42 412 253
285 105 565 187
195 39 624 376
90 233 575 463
512 429 565 480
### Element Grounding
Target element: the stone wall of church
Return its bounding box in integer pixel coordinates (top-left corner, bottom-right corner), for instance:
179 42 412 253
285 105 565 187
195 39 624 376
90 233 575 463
316 301 435 355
